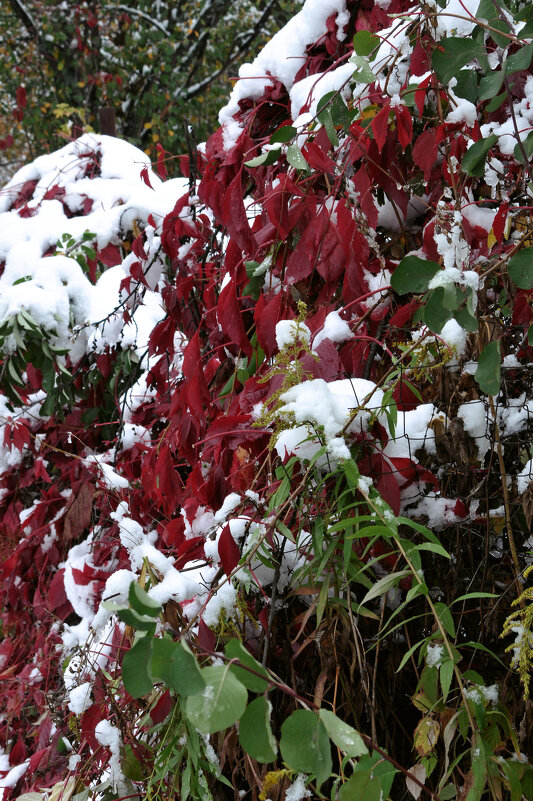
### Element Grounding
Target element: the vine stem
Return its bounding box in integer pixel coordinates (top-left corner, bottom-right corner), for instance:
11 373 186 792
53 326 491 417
487 394 523 603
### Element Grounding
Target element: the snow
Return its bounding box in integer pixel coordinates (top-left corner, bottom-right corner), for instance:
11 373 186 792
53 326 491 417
0 134 186 369
457 401 491 462
517 459 533 494
94 720 128 793
0 761 30 794
276 377 384 461
426 643 444 667
67 681 93 715
214 493 242 524
85 455 129 490
275 319 312 350
313 310 354 351
285 774 310 801
440 318 468 358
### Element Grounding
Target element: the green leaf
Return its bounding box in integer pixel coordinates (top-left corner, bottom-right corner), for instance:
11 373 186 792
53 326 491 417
439 784 458 800
317 93 339 146
396 638 424 672
514 131 533 164
423 287 453 333
432 38 484 86
244 149 280 168
450 592 497 605
115 607 158 632
122 744 145 781
474 341 501 395
225 638 270 693
270 125 296 144
317 91 351 131
286 143 308 171
318 709 368 757
151 639 205 695
353 30 379 56
122 635 153 699
461 134 498 177
280 710 332 789
434 601 456 638
440 659 454 703
507 42 533 74
453 71 479 104
238 696 277 763
508 248 533 288
351 54 376 84
339 754 396 801
185 665 247 734
454 307 478 332
476 0 511 46
361 571 412 605
485 90 506 112
128 581 162 617
391 255 441 295
478 69 505 101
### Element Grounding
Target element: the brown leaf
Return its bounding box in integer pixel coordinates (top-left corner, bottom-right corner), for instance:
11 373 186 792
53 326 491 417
63 482 95 541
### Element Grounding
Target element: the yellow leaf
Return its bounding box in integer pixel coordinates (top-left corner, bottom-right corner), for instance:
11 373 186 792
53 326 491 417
414 716 440 756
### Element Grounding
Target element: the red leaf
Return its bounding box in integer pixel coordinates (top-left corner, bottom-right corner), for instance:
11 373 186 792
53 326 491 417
16 85 27 110
512 292 533 327
454 499 469 517
370 105 390 153
372 454 401 515
389 300 420 327
218 524 240 576
492 201 509 241
48 569 71 613
410 40 431 76
81 704 104 752
415 75 432 118
150 690 172 724
413 128 439 181
154 442 183 512
197 618 216 651
394 106 413 149
352 166 377 229
96 352 112 378
9 737 26 766
29 747 49 774
42 185 65 202
217 278 252 357
132 233 147 261
97 243 121 267
140 165 154 189
285 209 324 284
162 517 186 548
258 607 269 632
302 141 336 174
175 536 205 569
33 458 51 483
221 171 254 254
155 143 168 180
